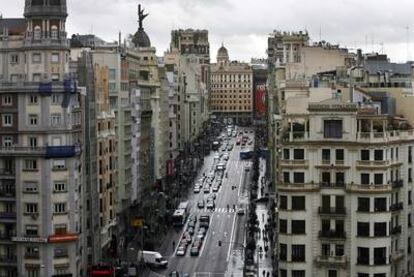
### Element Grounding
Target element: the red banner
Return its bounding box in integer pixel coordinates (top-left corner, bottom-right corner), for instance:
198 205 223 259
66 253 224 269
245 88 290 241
255 84 266 116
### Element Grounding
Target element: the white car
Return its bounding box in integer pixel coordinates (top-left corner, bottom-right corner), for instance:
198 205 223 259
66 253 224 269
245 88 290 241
193 186 200 193
176 246 186 256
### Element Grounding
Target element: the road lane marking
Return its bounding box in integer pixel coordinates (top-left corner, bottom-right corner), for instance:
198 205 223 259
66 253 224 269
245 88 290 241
226 213 237 262
199 228 209 257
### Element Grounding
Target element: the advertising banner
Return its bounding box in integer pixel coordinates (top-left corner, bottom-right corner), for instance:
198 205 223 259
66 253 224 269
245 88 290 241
255 83 266 116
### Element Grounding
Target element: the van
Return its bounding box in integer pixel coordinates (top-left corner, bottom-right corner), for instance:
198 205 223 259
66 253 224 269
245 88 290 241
138 251 168 268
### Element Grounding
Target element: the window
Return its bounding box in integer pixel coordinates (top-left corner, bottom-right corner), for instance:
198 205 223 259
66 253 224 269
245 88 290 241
51 94 61 104
54 182 66 192
374 173 383 185
336 172 345 185
409 213 412 227
410 191 412 205
361 173 370 185
109 82 116 91
2 114 12 126
279 244 287 261
335 244 344 256
280 269 287 277
373 274 386 277
324 119 342 138
374 149 383 160
54 224 67 235
283 172 290 183
33 26 41 40
374 222 387 236
109 69 116 80
335 149 344 161
322 243 330 256
2 95 12 106
10 54 19 64
291 245 305 262
280 195 287 209
54 203 66 214
291 220 306 234
292 196 305 210
374 198 387 212
23 182 38 193
25 225 38 236
51 53 59 63
322 149 330 162
283 149 290 160
361 149 370 161
54 246 68 258
293 149 304 160
357 247 370 265
374 247 387 265
357 222 370 237
29 137 37 148
25 203 38 214
53 159 66 170
409 168 412 182
29 114 38 126
32 53 41 63
322 172 331 185
279 219 287 233
33 73 41 82
292 271 305 277
3 136 12 147
24 159 38 170
51 25 58 39
328 270 337 277
358 274 369 277
50 114 61 126
293 172 304 183
358 197 370 212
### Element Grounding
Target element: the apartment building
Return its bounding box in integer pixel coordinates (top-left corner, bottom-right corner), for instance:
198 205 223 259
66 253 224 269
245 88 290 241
210 45 253 125
0 0 82 276
278 99 414 277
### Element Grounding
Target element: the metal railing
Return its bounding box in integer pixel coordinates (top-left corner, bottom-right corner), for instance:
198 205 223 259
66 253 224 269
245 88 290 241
318 206 346 215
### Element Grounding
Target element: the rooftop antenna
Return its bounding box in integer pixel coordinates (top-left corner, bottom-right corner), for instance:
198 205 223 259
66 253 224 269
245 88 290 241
319 26 322 42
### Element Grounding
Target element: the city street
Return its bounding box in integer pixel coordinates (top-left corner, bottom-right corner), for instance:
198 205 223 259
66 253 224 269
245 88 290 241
146 127 255 276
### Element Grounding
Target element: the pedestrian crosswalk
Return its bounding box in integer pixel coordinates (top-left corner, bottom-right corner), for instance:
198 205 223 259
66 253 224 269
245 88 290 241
200 207 236 213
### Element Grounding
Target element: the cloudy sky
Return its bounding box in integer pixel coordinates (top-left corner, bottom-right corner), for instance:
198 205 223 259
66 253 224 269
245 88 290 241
4 0 414 62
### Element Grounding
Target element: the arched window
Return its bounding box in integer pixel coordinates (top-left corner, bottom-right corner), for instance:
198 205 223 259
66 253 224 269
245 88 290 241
34 26 41 40
51 25 58 40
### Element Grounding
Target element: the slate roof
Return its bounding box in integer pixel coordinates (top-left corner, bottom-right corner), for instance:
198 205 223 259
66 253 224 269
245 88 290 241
364 60 411 75
0 18 26 35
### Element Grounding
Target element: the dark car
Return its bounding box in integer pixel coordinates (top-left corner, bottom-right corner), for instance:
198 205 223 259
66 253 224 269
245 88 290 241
190 246 200 256
169 271 179 277
197 200 205 208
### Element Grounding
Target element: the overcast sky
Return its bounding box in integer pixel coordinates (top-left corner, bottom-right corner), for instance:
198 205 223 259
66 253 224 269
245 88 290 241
4 0 414 62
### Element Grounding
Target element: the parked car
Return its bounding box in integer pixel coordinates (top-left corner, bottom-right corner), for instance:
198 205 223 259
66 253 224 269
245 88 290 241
203 187 210 193
176 246 186 256
190 246 200 256
212 185 219 192
206 201 215 209
193 186 200 193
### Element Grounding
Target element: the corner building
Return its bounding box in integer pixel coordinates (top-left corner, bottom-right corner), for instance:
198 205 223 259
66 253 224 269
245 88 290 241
0 0 81 276
278 100 413 277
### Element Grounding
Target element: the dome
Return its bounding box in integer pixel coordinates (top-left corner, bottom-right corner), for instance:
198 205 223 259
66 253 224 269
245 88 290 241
217 44 229 63
133 29 151 48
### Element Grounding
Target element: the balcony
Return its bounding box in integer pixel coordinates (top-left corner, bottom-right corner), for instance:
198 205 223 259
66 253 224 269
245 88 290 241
391 225 402 235
0 146 48 157
280 159 308 168
0 188 15 200
346 183 392 194
320 182 345 189
282 131 309 142
0 79 76 94
390 202 403 212
0 231 15 241
0 212 16 221
356 160 390 169
392 180 403 189
315 255 347 268
24 252 40 259
318 206 346 216
319 230 346 239
0 168 15 178
45 145 81 158
278 182 319 192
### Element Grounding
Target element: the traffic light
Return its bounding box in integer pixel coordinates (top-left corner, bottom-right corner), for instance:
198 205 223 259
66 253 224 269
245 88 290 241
218 240 222 247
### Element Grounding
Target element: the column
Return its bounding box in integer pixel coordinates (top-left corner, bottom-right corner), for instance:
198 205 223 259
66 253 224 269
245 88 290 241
289 43 294 63
283 45 287 63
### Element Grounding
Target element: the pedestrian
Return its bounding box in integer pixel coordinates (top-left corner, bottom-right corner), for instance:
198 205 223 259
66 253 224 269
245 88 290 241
263 270 266 276
172 241 175 252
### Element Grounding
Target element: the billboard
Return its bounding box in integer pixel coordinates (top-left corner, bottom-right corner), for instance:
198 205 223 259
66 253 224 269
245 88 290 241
255 83 266 116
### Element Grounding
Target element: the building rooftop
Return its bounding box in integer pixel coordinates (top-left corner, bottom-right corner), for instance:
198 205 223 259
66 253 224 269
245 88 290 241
0 18 26 35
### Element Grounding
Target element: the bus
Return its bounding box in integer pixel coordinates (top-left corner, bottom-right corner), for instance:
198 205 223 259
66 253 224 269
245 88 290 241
240 150 253 160
199 214 210 228
212 141 220 151
172 201 190 227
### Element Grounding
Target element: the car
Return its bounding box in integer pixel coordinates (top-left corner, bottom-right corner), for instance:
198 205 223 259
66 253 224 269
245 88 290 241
193 186 200 193
190 246 200 256
187 227 194 235
211 193 217 200
183 235 192 244
196 232 205 240
237 208 245 215
212 186 219 192
182 274 190 277
188 220 196 228
199 227 207 234
176 246 186 256
188 214 197 222
203 187 210 193
223 154 229 161
169 271 180 277
197 200 205 208
193 239 202 249
206 201 215 209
